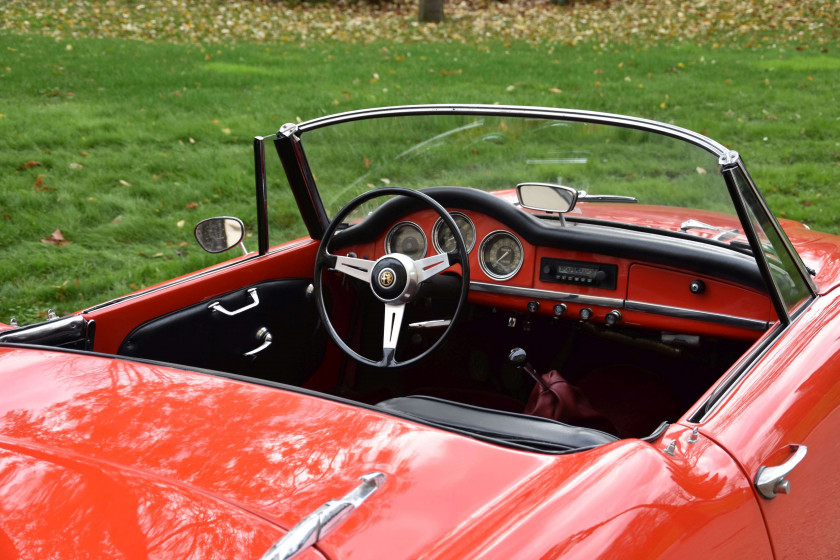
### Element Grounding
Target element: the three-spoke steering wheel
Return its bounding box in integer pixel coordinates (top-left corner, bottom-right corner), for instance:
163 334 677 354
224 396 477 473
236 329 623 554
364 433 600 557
314 188 470 368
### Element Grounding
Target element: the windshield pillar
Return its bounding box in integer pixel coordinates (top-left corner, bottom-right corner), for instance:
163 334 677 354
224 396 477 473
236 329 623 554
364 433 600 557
274 125 330 240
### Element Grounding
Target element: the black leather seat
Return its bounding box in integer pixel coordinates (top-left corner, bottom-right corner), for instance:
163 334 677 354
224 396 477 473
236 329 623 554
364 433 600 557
378 395 618 452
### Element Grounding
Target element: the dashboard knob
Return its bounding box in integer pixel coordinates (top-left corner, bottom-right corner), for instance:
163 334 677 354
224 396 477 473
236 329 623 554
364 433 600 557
689 280 706 294
553 303 567 316
605 310 622 327
579 308 593 321
527 301 540 313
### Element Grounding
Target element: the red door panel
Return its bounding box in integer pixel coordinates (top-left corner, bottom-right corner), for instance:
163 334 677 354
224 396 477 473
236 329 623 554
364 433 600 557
702 292 840 558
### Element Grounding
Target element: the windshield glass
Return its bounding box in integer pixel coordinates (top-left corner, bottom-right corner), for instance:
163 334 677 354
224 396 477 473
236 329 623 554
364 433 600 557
298 113 739 239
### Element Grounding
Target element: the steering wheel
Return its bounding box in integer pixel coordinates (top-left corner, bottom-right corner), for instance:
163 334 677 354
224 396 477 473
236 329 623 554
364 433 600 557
314 187 470 368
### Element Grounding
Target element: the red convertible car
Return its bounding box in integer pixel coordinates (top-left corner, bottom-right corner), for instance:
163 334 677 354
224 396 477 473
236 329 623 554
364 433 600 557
2 105 839 559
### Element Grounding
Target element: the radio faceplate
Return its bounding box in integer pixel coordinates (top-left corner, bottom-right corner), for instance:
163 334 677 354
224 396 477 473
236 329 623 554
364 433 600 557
539 258 618 290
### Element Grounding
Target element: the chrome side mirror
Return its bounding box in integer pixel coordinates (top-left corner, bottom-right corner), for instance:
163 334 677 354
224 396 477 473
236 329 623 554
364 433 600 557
194 217 246 255
516 183 578 226
517 183 578 213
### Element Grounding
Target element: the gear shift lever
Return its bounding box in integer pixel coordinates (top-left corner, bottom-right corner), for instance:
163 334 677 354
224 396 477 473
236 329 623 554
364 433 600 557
509 347 549 390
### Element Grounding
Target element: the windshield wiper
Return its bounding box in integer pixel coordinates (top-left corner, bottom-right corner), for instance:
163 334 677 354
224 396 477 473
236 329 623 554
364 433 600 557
680 219 741 242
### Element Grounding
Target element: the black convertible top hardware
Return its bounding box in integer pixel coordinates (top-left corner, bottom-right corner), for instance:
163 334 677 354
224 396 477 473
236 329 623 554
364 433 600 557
260 472 386 560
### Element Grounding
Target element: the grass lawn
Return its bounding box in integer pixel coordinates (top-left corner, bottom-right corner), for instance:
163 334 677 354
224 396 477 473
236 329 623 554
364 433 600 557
1 2 839 324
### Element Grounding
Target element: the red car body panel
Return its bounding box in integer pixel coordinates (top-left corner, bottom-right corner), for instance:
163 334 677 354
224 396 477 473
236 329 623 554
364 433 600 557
0 346 775 559
699 289 840 558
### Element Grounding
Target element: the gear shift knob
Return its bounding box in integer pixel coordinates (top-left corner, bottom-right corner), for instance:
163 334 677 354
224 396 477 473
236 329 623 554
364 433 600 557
508 347 549 390
509 347 527 365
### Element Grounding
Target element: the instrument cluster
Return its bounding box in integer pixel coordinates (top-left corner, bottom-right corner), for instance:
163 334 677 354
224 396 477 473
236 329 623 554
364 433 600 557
384 211 525 282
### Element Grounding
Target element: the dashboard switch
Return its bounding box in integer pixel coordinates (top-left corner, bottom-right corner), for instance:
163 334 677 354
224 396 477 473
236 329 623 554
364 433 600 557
605 310 622 327
579 308 593 321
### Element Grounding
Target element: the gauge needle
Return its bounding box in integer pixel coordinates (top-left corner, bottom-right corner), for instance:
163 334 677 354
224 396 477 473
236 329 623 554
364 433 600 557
497 249 510 263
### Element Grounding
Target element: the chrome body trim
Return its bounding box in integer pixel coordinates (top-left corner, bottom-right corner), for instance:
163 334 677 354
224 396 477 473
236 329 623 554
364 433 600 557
478 230 525 281
469 281 625 308
292 104 730 157
625 300 768 331
260 472 386 560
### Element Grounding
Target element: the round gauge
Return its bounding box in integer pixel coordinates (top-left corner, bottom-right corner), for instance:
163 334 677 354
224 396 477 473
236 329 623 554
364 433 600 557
479 231 524 280
432 212 476 254
384 221 427 260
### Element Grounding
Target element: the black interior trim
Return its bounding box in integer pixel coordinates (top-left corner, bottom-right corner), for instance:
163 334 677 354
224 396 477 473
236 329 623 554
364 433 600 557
378 395 618 451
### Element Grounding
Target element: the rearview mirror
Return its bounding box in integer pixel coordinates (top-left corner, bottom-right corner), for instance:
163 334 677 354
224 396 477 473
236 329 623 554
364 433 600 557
194 217 246 254
516 183 578 214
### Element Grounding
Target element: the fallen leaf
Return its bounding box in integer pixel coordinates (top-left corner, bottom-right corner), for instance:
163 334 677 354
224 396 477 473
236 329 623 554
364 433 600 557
363 156 371 168
177 219 186 228
186 202 199 209
18 161 41 170
549 87 562 93
119 179 131 187
70 162 83 169
41 229 71 246
110 215 123 225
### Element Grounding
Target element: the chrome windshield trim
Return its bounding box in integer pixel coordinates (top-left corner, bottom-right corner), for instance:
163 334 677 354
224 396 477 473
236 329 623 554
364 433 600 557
260 472 386 560
293 104 730 157
625 300 769 331
470 281 625 309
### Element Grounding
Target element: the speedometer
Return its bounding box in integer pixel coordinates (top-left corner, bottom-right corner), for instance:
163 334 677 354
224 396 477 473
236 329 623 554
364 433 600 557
432 212 476 254
479 231 524 280
384 221 427 260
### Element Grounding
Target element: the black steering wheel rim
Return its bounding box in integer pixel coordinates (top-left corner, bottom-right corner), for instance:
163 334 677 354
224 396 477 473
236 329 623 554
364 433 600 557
314 187 470 369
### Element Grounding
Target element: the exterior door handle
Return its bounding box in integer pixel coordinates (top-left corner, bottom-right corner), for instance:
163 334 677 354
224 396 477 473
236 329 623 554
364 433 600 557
244 327 273 358
755 444 808 499
209 288 259 316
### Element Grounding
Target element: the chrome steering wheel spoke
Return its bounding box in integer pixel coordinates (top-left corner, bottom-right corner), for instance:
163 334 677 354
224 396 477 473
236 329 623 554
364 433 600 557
332 254 375 284
414 252 452 283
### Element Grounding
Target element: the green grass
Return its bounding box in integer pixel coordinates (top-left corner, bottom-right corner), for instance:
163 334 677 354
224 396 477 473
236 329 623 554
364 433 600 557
1 32 839 324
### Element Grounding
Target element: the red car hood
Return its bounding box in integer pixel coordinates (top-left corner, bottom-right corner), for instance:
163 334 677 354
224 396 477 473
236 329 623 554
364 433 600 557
0 346 563 559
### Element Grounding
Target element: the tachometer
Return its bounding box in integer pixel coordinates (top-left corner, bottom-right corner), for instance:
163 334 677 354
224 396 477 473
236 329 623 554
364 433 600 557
432 212 476 254
384 221 427 260
479 231 524 280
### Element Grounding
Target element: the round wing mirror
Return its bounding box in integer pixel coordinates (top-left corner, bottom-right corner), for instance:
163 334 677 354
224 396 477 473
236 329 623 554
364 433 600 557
194 217 246 254
516 183 578 214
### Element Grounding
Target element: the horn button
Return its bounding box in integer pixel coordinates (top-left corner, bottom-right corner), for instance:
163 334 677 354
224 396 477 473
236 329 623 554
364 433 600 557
371 256 413 302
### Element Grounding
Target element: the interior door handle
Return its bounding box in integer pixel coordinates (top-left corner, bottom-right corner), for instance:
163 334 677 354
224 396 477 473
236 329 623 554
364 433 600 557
244 327 273 358
209 288 259 316
755 444 808 499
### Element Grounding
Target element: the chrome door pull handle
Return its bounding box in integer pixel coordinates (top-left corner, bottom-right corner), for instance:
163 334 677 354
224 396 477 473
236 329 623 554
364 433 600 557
755 444 808 499
209 288 259 316
244 327 273 358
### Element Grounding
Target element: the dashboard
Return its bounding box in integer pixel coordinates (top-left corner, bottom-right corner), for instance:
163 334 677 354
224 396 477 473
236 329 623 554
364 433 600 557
331 189 776 342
